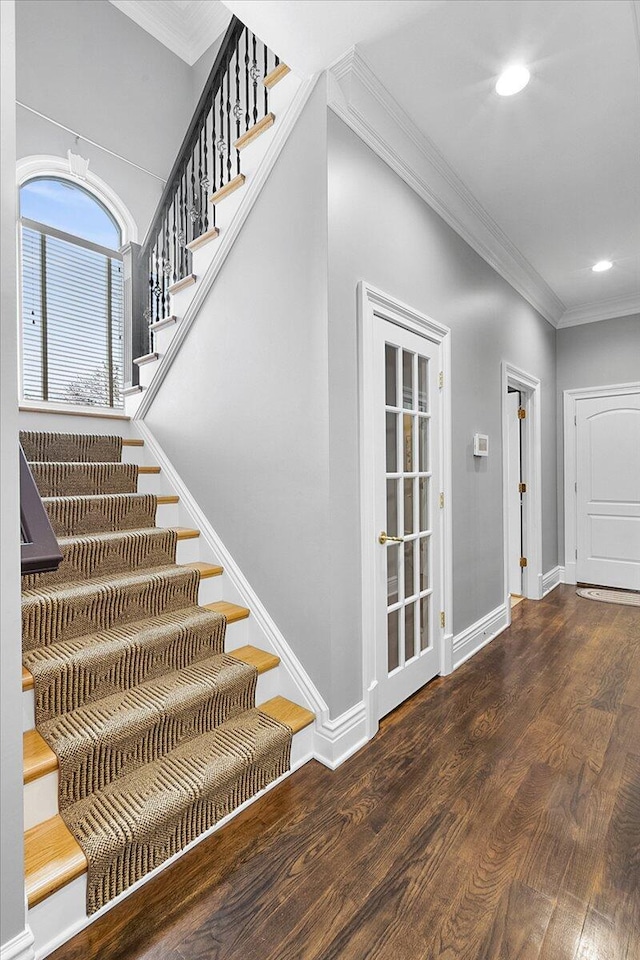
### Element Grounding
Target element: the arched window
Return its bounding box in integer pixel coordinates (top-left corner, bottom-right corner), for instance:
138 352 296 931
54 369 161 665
20 176 125 408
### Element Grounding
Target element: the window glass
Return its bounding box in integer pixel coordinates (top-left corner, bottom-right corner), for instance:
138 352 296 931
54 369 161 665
20 178 121 249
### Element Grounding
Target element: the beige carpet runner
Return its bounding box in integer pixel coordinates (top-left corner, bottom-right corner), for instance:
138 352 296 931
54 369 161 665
21 431 292 914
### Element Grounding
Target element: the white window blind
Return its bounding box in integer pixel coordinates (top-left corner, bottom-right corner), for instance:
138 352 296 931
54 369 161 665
21 219 124 408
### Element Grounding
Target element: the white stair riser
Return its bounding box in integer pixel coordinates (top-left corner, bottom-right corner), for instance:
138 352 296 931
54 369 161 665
154 501 180 526
175 536 200 564
27 721 313 960
23 665 280 829
137 359 160 390
123 391 144 418
150 321 179 356
136 472 165 495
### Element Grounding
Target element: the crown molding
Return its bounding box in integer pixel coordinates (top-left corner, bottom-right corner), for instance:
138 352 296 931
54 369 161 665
109 1 232 65
329 49 568 326
557 292 640 328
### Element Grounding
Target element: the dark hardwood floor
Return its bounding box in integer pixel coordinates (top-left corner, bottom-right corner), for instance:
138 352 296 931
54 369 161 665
49 585 640 960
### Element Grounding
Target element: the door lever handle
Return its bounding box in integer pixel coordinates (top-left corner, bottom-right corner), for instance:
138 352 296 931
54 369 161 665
378 531 404 545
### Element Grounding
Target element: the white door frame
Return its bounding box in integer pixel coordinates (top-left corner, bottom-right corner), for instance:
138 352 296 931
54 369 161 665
358 281 452 740
501 362 543 612
563 381 640 585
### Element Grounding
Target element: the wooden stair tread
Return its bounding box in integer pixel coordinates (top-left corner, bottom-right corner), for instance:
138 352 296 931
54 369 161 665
171 527 200 540
24 696 311 906
186 226 220 252
149 314 178 332
263 63 290 89
157 495 179 504
25 815 88 908
138 466 160 474
232 645 279 675
168 274 196 296
203 600 250 623
181 561 223 578
234 113 275 151
260 696 314 734
122 438 144 446
133 353 159 366
24 729 57 783
210 173 245 205
23 666 34 691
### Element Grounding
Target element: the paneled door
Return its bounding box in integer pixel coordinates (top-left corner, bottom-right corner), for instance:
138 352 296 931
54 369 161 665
375 318 442 719
576 392 640 590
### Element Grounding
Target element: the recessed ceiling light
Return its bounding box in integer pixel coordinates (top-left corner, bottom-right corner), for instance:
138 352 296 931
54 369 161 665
495 64 531 96
592 260 613 272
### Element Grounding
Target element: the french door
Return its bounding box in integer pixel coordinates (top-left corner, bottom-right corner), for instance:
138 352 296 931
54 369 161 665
374 317 442 719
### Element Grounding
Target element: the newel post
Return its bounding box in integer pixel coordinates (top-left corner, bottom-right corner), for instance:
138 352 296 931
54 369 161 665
121 242 148 388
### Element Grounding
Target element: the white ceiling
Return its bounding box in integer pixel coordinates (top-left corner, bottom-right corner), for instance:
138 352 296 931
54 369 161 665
109 1 231 65
116 0 640 326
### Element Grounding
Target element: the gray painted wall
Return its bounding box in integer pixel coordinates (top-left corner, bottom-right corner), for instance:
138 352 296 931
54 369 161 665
326 112 558 654
145 81 334 705
556 313 640 562
1 1 28 951
16 0 220 237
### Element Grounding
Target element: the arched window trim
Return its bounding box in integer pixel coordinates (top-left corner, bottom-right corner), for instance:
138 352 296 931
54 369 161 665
16 155 139 245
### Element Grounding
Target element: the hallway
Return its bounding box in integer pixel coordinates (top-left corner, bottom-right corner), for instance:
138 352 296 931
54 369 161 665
50 585 640 960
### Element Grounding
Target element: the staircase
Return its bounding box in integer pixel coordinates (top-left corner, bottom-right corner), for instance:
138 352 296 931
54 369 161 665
20 428 314 950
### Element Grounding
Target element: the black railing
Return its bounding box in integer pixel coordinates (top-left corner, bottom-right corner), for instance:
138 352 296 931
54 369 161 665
141 16 280 329
20 446 63 576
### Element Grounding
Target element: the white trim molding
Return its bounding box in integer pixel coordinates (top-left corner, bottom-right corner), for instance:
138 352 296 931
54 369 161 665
109 1 232 66
562 381 640 584
328 50 565 327
542 566 562 597
501 362 543 613
0 927 35 960
358 281 453 739
558 293 640 328
16 155 138 244
313 701 369 770
452 602 509 671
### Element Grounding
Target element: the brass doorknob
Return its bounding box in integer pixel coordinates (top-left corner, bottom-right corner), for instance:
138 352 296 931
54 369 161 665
378 531 403 545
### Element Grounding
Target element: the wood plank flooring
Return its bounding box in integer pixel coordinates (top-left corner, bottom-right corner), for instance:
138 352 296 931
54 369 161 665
47 586 640 960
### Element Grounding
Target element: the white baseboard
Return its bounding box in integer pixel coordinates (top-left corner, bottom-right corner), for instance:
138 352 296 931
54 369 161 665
453 602 509 670
1 928 35 960
542 565 562 596
313 701 369 770
559 566 566 583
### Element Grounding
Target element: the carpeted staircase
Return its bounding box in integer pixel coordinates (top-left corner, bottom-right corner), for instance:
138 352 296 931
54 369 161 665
21 430 307 916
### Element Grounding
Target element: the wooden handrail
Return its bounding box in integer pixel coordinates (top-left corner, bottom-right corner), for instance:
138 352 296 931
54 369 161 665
20 446 63 576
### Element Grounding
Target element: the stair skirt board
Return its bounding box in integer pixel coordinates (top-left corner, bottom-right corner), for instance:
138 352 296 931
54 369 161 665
21 430 309 925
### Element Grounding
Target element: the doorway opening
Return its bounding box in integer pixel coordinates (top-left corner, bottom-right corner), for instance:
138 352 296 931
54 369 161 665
501 362 543 613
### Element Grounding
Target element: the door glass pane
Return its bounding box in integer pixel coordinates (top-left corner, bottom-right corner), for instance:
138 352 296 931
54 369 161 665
403 351 413 408
405 602 415 661
404 539 415 599
418 357 429 412
420 595 430 651
387 478 398 536
388 609 399 672
404 478 414 535
419 477 429 531
386 412 397 472
385 344 397 406
403 415 413 472
419 418 429 472
420 536 430 590
387 545 399 604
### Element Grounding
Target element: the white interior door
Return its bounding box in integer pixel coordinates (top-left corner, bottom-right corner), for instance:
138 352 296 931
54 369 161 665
375 317 441 719
507 390 522 595
576 393 640 590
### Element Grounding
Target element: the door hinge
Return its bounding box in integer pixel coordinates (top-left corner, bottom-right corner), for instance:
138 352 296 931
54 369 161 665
518 407 526 420
518 482 527 494
439 371 444 389
574 415 577 426
439 492 445 508
440 611 445 629
519 556 528 568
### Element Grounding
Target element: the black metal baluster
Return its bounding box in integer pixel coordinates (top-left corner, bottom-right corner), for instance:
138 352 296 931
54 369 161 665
264 41 268 115
154 242 161 324
197 126 204 235
164 215 170 315
245 28 250 133
190 149 196 242
252 33 258 125
219 84 225 186
161 217 167 318
226 70 232 182
203 111 210 231
179 175 185 277
172 194 177 286
235 43 242 175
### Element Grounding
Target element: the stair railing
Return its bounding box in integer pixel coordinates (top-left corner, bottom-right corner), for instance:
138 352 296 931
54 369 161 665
127 15 279 364
20 446 63 575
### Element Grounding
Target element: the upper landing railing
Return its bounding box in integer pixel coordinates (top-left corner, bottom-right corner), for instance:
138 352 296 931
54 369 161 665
140 16 280 329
